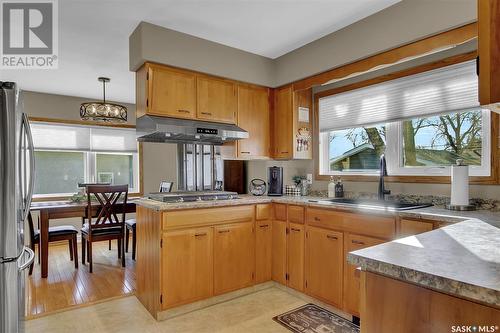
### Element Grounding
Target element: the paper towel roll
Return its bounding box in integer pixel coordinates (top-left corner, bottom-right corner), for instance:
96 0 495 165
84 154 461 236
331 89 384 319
450 160 469 206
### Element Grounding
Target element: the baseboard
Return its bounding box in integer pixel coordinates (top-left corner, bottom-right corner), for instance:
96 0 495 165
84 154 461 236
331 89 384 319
156 281 275 321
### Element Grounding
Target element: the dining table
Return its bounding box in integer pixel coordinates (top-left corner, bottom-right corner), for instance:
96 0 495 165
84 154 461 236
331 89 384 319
30 198 137 278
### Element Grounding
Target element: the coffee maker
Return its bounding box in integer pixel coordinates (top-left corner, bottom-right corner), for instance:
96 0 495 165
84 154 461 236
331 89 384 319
267 166 283 196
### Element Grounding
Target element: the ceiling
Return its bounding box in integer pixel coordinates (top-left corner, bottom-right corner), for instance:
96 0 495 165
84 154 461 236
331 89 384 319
2 0 400 104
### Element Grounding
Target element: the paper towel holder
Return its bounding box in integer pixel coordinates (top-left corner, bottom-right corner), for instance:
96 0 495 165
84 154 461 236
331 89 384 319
445 159 476 211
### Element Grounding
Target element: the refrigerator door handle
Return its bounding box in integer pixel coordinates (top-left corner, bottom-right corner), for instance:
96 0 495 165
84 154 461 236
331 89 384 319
17 246 35 271
18 113 35 222
23 113 35 220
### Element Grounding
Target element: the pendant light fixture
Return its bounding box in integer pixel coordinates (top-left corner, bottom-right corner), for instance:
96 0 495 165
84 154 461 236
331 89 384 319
80 77 127 123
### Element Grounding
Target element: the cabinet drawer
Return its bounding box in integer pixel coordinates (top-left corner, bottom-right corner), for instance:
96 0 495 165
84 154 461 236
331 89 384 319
274 204 287 221
399 219 433 237
306 208 343 230
163 205 254 230
306 208 395 239
288 205 304 224
256 204 271 221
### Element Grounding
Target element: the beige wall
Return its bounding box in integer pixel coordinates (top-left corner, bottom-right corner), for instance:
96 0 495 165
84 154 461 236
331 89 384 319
23 91 178 229
130 0 476 87
129 22 276 87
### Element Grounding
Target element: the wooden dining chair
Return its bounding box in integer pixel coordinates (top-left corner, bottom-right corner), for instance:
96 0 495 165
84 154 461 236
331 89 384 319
81 184 128 273
26 212 78 275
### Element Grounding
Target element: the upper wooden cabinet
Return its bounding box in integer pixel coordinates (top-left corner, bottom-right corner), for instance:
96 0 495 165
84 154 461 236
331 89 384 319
272 86 313 160
197 76 237 124
478 0 500 108
237 85 271 158
137 63 196 119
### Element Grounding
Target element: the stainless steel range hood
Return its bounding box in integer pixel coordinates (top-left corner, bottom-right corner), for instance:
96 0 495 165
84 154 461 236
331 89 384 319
136 115 248 144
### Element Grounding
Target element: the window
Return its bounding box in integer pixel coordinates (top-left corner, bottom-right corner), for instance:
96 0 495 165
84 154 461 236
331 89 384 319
318 60 491 177
31 122 139 197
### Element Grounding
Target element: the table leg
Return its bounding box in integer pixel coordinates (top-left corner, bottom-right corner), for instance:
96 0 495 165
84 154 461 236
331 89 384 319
40 209 49 278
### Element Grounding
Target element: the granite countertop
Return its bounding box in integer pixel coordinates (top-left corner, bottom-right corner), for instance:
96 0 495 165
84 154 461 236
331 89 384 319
348 219 500 308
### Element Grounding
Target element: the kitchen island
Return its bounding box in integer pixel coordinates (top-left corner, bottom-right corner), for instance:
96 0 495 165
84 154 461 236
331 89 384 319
135 194 500 323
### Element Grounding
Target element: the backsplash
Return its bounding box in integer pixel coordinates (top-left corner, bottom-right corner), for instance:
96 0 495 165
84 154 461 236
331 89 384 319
247 160 500 211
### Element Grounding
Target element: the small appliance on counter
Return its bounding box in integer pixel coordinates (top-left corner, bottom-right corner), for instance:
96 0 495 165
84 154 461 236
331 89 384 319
267 166 283 196
249 179 266 196
335 178 344 198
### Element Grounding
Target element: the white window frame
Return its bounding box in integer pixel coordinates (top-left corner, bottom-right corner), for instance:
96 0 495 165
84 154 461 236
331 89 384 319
319 109 491 177
33 150 140 198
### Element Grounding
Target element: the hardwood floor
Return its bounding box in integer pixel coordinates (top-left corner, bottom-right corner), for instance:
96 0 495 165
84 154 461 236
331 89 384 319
26 241 136 318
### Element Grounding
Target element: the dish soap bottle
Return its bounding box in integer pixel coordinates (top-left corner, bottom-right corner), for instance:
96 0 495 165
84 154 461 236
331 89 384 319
335 177 344 198
328 176 335 198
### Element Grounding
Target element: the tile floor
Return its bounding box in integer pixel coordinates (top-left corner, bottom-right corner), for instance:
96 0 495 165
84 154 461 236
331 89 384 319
26 287 308 333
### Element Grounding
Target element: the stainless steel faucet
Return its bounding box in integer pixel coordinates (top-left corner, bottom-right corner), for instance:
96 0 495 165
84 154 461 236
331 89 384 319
378 154 391 200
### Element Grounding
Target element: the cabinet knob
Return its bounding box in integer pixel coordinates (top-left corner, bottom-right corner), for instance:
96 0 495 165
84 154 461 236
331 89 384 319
218 229 230 234
194 232 207 237
327 235 338 240
352 240 365 245
314 217 321 221
240 151 251 154
201 112 213 116
259 224 269 228
290 227 300 232
177 109 190 113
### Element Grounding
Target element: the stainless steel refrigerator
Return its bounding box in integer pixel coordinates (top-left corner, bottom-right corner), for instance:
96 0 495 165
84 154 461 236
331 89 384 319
0 82 36 333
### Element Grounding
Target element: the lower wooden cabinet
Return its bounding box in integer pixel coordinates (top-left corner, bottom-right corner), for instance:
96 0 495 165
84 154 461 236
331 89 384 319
343 233 385 316
214 222 255 295
271 219 287 284
255 219 272 283
161 227 213 309
287 222 305 291
305 226 343 308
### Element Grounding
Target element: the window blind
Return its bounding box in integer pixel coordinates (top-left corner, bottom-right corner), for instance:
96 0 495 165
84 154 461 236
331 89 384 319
318 60 479 132
31 122 138 153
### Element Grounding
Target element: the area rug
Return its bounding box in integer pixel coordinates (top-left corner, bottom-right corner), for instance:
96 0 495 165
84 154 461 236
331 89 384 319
273 303 360 333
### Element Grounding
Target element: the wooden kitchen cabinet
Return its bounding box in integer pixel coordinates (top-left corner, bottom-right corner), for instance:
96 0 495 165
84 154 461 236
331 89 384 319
197 76 237 124
214 222 255 294
271 219 287 285
161 227 213 309
399 219 433 237
272 86 312 160
343 233 385 316
478 0 500 108
138 63 197 119
305 226 343 308
287 222 305 291
237 85 271 159
255 204 272 283
273 86 294 159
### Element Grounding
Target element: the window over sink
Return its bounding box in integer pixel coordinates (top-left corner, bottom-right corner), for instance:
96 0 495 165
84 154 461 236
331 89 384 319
318 60 491 177
31 122 140 197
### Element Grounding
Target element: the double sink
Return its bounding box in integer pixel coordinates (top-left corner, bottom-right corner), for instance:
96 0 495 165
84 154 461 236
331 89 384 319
309 198 432 211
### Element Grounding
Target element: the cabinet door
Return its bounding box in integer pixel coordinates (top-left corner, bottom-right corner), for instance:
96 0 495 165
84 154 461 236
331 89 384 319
237 85 270 158
161 227 213 309
197 76 237 124
271 219 287 285
255 219 272 283
287 222 304 291
305 226 343 307
148 65 196 119
214 222 255 294
273 86 293 159
399 219 433 237
343 233 385 316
